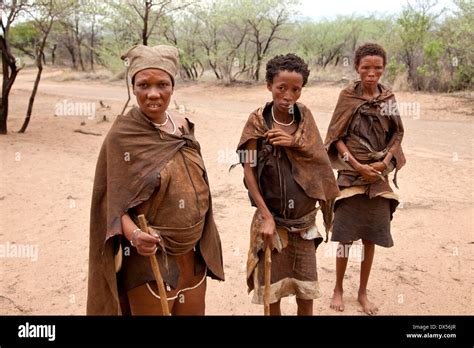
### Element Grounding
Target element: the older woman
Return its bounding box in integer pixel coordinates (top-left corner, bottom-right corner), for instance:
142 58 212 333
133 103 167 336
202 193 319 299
325 43 406 315
87 45 224 315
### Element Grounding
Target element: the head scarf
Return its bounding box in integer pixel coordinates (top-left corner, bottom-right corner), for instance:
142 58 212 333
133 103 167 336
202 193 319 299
121 44 179 85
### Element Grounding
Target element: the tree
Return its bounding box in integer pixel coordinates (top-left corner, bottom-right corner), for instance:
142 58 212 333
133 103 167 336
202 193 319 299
294 19 349 69
162 13 204 80
125 0 191 46
188 0 295 83
243 0 297 81
8 20 38 59
193 1 223 79
437 0 474 90
0 0 26 134
217 3 250 82
18 0 66 133
52 20 78 69
193 1 250 82
96 0 190 74
396 0 440 90
82 0 106 71
58 1 87 70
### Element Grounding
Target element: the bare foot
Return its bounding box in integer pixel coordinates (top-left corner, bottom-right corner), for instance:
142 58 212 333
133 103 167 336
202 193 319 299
358 292 378 315
330 288 345 312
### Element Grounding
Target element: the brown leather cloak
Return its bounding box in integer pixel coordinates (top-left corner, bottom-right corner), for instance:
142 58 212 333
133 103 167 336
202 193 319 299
325 81 406 175
87 106 224 315
237 102 340 232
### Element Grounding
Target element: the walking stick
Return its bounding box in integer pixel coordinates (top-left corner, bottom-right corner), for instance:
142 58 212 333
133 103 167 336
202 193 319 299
138 214 171 316
264 244 272 316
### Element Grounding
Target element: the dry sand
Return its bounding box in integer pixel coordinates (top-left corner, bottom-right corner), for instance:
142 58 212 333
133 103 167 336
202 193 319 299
0 68 472 315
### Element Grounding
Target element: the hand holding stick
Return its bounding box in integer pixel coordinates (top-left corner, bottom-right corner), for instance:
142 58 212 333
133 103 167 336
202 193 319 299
138 214 170 316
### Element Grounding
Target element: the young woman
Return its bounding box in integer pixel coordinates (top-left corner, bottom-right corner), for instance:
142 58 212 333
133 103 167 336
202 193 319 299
237 53 339 315
325 43 406 315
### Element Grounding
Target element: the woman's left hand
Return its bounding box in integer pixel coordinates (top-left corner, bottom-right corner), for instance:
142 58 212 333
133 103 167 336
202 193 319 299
369 161 386 173
264 129 296 147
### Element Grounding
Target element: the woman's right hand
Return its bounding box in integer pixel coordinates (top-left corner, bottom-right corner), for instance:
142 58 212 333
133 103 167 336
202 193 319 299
357 164 381 183
132 227 162 256
260 215 276 249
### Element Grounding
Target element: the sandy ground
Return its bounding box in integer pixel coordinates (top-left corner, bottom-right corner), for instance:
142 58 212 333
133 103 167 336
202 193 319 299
0 68 473 315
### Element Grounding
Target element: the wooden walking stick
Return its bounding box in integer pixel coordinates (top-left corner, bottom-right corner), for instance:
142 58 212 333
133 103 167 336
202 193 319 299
138 214 171 316
264 244 272 316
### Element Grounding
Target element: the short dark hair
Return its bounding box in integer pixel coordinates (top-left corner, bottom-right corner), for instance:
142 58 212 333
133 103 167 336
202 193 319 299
354 43 387 68
265 53 310 86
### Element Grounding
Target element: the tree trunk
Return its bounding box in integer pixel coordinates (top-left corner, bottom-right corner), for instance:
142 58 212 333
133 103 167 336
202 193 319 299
199 62 204 78
0 32 20 134
254 58 261 82
77 40 85 71
51 44 57 65
209 60 221 79
74 17 85 71
192 65 199 79
65 44 77 69
0 96 8 134
18 54 43 133
90 22 95 70
19 18 53 133
142 1 150 45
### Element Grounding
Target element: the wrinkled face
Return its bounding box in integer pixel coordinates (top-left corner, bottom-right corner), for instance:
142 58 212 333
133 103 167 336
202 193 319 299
267 70 303 114
356 55 385 87
132 68 173 119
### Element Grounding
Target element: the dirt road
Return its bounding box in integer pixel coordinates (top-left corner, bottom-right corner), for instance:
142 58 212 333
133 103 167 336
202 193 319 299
1 68 472 315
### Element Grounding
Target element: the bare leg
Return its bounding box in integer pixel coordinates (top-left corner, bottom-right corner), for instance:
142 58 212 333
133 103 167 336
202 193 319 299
171 250 207 315
296 298 313 316
127 283 175 315
330 242 351 312
172 278 207 315
358 239 378 315
269 300 281 316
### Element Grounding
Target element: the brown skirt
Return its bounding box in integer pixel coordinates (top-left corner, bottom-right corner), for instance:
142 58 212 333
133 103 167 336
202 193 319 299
252 232 320 304
332 193 395 247
118 238 206 293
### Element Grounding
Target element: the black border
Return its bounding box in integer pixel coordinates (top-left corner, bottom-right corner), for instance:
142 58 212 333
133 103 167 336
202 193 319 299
0 315 472 346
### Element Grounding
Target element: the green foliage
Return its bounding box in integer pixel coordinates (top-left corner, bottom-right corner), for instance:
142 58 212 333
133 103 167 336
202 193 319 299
8 21 39 58
386 57 406 84
8 0 472 91
436 0 474 90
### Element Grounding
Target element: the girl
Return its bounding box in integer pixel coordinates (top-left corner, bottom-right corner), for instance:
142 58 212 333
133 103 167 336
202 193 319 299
325 43 406 315
237 54 339 315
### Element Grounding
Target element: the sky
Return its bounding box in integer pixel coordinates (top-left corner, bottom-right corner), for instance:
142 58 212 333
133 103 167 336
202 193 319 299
296 0 457 20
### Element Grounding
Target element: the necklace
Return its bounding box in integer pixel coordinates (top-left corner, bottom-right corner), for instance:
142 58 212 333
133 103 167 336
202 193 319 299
271 106 295 126
167 112 177 134
153 111 177 134
153 112 169 127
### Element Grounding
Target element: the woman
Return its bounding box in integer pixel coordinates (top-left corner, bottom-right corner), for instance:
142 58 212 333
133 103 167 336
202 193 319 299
237 54 339 315
325 43 406 315
87 45 224 315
